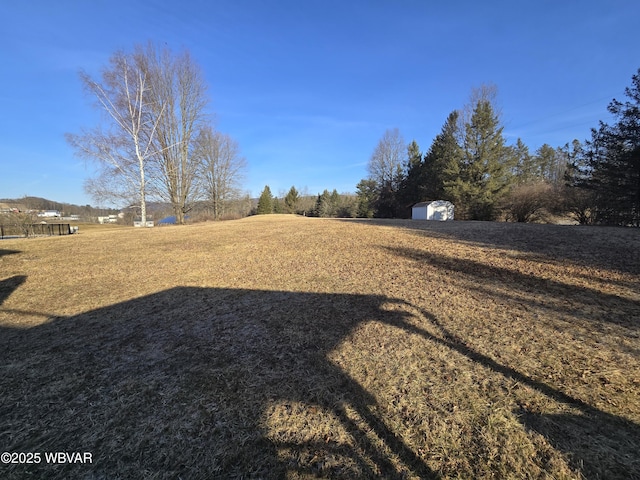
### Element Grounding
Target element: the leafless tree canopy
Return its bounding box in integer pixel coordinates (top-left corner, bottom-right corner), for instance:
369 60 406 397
367 128 406 189
195 127 247 220
138 43 210 224
66 51 162 223
67 43 246 225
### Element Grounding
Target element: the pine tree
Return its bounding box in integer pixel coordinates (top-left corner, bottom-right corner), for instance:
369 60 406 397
586 68 640 226
256 185 273 214
561 140 598 224
397 140 423 216
284 186 299 214
427 111 463 202
533 144 559 182
329 189 341 217
355 179 377 218
452 100 511 220
512 138 535 184
272 197 283 213
313 190 332 217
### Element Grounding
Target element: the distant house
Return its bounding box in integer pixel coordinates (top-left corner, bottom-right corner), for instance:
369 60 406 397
412 201 454 221
37 210 61 218
98 215 119 224
0 203 17 214
133 220 154 227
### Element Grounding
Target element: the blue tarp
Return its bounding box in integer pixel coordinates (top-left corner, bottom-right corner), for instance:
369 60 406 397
158 215 189 224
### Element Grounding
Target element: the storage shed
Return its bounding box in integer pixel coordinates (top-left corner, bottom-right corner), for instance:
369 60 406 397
412 201 454 221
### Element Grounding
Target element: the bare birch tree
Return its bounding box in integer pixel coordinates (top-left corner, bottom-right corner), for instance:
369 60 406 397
66 51 161 225
138 44 209 224
195 127 247 220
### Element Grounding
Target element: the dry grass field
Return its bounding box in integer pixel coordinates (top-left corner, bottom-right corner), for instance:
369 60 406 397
1 215 639 479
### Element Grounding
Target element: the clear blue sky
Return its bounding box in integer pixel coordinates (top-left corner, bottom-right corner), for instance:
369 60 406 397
1 0 638 206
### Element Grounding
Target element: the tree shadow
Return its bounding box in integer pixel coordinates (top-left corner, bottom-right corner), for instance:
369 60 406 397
339 218 640 275
399 306 640 480
2 285 638 478
520 411 640 479
383 245 640 478
0 287 437 479
383 245 640 331
0 249 21 257
0 275 27 306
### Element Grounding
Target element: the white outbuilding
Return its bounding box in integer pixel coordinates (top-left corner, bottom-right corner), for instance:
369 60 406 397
412 201 455 221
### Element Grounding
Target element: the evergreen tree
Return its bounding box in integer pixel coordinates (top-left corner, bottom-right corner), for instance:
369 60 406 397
256 185 273 214
563 140 587 187
329 189 341 217
427 110 463 201
561 140 598 224
533 144 559 182
355 179 377 218
551 145 572 187
450 100 511 220
512 138 535 184
313 190 332 217
586 68 640 226
397 140 423 216
284 186 299 214
272 197 283 213
336 195 358 218
375 183 398 218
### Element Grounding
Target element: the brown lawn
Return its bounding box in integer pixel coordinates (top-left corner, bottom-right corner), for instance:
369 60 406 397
1 215 639 479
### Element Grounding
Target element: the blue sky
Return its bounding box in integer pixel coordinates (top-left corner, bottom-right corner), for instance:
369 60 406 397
1 0 638 206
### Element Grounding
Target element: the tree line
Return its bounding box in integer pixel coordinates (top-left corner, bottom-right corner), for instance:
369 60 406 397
67 43 247 225
71 44 638 227
257 70 640 226
355 72 640 225
254 185 358 218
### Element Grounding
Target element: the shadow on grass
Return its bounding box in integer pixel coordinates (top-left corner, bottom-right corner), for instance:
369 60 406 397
385 245 640 478
1 286 638 478
384 245 640 331
0 287 438 479
403 307 640 479
339 218 640 275
0 249 21 257
0 275 27 306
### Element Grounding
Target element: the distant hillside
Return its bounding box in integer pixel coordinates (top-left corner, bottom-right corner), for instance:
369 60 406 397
0 196 119 217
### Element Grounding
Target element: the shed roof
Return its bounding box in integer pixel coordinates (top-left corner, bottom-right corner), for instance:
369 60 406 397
413 200 454 207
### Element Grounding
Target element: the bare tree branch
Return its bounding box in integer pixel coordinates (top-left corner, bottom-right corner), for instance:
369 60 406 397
138 43 210 224
67 51 162 224
368 128 406 190
195 127 247 220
